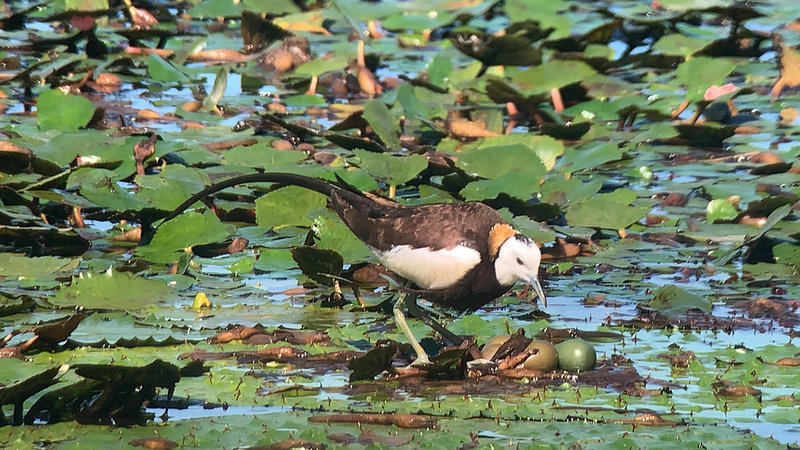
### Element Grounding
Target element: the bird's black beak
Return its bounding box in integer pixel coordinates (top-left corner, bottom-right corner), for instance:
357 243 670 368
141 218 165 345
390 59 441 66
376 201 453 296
530 276 547 307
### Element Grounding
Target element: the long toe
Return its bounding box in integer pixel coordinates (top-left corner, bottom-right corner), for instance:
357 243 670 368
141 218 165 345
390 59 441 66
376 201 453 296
408 354 433 368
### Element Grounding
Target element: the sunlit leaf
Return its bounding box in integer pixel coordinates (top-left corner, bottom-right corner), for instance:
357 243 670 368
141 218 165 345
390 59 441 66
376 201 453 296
475 135 565 170
254 248 296 272
674 56 736 102
222 146 305 169
706 199 738 222
512 60 597 93
36 89 95 132
773 243 800 268
652 34 712 58
255 186 327 228
312 212 373 262
138 210 234 263
0 253 80 277
293 54 349 77
49 270 175 310
460 170 541 201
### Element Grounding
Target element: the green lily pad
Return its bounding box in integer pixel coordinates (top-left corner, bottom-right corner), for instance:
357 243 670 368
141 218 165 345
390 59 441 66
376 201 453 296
540 176 603 206
362 99 401 149
352 149 427 187
147 53 190 83
69 168 147 212
138 210 235 263
565 196 649 230
674 56 736 102
707 199 739 222
512 60 597 93
254 248 297 272
772 243 800 268
0 253 80 277
255 186 328 229
475 135 564 170
557 142 624 174
456 143 547 179
648 284 713 316
294 54 349 78
460 170 542 201
312 212 373 262
222 146 305 170
653 34 713 58
49 270 175 310
36 89 96 132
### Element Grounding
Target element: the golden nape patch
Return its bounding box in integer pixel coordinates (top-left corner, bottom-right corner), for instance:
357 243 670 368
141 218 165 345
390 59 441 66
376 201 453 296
488 223 517 259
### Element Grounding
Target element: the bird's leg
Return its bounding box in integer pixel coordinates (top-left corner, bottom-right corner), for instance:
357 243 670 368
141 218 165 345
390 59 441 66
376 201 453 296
351 285 367 307
403 295 465 346
393 292 432 367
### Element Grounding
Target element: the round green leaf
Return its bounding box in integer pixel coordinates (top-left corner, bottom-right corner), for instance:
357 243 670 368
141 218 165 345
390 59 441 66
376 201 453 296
565 198 649 230
674 56 736 102
706 199 738 222
255 186 327 229
137 210 235 263
353 149 427 186
457 143 546 179
653 34 712 58
512 60 597 93
49 271 175 310
648 284 712 316
36 89 96 132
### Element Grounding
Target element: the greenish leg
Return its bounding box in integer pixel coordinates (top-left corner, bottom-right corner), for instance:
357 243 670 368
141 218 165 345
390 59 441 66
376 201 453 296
403 294 465 346
393 292 432 367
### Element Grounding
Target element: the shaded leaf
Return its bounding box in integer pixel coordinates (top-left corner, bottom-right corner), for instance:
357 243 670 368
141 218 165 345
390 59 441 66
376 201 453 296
352 149 427 187
290 246 343 286
362 99 401 149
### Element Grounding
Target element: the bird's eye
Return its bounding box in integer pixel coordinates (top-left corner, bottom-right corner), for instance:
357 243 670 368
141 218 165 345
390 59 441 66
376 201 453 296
516 257 524 265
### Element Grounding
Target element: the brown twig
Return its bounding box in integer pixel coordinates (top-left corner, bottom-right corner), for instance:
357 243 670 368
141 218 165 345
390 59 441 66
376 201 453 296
309 413 436 429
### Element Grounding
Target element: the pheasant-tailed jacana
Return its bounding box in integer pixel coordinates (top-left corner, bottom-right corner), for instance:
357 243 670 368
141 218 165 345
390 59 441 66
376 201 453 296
148 172 546 366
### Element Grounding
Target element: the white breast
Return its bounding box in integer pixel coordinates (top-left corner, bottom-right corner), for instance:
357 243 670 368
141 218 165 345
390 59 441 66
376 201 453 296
371 245 482 290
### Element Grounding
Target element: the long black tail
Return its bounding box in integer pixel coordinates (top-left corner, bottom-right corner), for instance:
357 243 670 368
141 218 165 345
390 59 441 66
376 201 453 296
140 172 337 245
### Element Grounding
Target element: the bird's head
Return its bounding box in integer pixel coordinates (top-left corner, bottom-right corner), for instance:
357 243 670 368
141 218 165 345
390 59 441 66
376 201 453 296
490 225 547 306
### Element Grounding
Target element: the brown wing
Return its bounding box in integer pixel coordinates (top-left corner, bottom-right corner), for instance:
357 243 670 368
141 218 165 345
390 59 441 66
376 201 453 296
330 189 505 253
